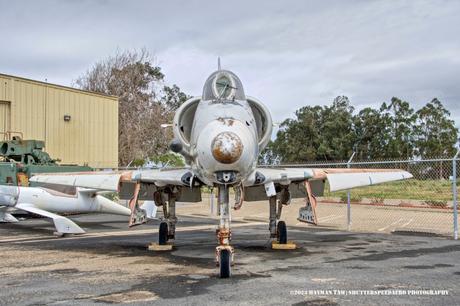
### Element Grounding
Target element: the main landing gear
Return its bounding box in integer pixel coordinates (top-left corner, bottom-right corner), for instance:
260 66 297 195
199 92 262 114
149 184 295 278
158 193 177 246
269 195 289 245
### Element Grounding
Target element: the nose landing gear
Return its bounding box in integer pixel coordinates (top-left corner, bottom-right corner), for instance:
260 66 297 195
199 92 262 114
215 186 234 278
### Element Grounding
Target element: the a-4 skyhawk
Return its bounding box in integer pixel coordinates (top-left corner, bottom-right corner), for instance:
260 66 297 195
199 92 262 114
30 66 412 277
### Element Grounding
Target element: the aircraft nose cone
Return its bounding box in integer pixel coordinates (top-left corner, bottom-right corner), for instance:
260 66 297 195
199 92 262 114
211 132 243 164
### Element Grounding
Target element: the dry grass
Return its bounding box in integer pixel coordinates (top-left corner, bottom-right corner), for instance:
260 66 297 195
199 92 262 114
325 179 456 202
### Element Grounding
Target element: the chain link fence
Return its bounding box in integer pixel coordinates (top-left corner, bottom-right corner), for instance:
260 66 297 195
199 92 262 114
282 157 460 238
112 157 459 239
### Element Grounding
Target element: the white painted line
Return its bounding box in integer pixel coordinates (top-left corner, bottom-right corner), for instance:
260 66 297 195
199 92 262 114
318 215 336 222
0 221 266 244
400 218 414 228
378 218 404 232
318 215 342 223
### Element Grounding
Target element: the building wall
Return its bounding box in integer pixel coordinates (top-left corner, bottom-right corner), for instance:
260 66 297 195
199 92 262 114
0 74 118 168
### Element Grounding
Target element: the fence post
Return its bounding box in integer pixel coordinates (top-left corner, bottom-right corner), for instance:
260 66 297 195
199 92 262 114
453 149 459 240
347 151 356 231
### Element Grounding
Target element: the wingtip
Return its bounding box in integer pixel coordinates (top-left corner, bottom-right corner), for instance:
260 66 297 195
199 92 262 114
402 171 414 179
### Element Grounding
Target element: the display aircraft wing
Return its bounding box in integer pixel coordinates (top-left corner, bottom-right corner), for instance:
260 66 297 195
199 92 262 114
248 167 412 192
29 168 196 191
243 167 412 227
29 168 195 227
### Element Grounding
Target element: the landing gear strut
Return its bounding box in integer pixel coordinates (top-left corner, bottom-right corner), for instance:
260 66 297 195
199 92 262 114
158 192 177 245
269 195 288 244
215 186 234 278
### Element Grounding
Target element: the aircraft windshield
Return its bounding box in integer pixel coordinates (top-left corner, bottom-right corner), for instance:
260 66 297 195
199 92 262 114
202 70 246 101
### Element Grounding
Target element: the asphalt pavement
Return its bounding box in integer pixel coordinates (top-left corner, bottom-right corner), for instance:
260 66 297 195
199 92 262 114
0 212 458 305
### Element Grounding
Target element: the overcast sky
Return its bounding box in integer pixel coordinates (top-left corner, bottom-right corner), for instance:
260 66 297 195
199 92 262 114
1 0 459 127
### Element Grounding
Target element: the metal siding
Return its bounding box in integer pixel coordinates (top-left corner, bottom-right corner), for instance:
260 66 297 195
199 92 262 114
44 86 118 168
11 79 46 141
0 102 11 134
1 74 118 168
0 76 11 101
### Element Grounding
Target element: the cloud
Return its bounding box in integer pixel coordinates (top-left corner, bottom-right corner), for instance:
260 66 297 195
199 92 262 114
1 0 459 127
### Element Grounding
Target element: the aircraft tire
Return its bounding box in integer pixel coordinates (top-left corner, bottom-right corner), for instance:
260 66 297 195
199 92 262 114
277 221 287 244
219 249 231 278
159 222 169 245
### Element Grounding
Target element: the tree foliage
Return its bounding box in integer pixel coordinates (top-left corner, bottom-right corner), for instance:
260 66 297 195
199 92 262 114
415 98 458 158
75 50 190 166
269 96 458 163
271 96 355 163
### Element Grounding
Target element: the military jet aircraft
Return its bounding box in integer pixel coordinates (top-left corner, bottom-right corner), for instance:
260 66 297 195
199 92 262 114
30 65 412 277
0 184 132 235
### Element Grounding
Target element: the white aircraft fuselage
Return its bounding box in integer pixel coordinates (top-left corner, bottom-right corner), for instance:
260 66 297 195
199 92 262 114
172 70 272 186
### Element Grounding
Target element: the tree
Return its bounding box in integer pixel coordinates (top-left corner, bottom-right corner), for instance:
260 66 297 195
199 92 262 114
271 105 323 163
353 107 389 160
317 96 356 160
258 141 281 165
379 97 416 159
415 98 458 158
271 96 355 163
161 84 190 112
75 50 189 165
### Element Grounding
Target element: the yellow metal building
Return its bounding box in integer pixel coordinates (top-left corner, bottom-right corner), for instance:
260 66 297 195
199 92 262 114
0 73 118 168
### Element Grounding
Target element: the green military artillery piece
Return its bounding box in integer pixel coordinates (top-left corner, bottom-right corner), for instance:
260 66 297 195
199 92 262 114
0 135 92 186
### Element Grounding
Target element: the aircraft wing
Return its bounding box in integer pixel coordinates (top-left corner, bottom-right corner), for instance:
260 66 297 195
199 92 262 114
29 168 193 228
250 167 413 192
29 168 194 191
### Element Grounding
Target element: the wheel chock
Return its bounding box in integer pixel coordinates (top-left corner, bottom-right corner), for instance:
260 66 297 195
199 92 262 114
271 240 297 250
147 242 174 251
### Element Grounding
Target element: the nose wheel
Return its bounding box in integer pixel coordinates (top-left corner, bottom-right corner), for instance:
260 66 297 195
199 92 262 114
218 248 232 278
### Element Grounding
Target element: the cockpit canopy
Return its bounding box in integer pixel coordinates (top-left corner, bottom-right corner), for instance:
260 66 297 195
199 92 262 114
202 70 246 101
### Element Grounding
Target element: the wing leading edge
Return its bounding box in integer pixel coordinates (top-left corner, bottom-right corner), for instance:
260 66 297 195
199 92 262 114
30 167 413 193
29 168 194 191
251 167 413 192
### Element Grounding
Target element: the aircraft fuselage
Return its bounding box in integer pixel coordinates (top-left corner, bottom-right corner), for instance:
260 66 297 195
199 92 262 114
172 70 272 186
